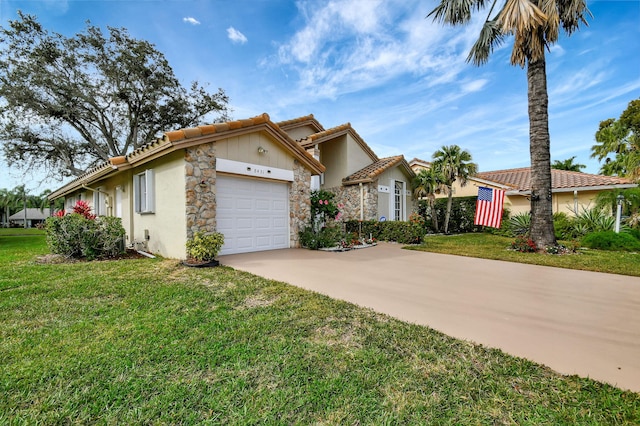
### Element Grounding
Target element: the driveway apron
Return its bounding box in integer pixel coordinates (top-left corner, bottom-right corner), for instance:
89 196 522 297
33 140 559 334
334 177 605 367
219 242 640 392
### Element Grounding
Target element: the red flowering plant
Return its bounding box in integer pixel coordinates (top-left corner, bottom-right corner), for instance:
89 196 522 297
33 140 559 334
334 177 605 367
310 190 341 230
72 200 96 219
511 236 537 253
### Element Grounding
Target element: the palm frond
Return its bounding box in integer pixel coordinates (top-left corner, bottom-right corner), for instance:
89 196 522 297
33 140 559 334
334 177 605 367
467 19 505 65
558 0 591 34
427 0 489 25
498 0 547 34
540 0 560 42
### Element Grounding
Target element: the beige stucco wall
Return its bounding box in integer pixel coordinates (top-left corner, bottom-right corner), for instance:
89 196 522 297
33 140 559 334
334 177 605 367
377 167 414 221
320 136 348 188
132 151 187 259
346 134 374 176
215 132 295 170
283 124 319 141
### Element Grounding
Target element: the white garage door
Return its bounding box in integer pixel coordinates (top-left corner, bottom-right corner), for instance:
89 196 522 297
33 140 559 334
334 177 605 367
216 174 290 255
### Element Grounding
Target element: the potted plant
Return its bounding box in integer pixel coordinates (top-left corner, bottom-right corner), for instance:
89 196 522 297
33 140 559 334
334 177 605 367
183 231 225 267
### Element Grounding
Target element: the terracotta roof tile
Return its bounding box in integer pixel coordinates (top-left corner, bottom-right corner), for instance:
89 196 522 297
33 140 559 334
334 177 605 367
342 155 407 185
276 114 322 129
476 167 635 191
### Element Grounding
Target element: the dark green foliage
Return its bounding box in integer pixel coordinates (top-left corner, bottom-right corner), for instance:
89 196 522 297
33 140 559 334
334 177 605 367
581 231 640 252
0 12 229 178
299 225 343 249
418 197 482 234
345 220 424 244
45 214 126 260
552 212 574 239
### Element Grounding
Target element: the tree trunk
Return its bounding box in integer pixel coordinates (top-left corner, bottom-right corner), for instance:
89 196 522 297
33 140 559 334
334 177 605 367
527 57 557 249
444 192 453 234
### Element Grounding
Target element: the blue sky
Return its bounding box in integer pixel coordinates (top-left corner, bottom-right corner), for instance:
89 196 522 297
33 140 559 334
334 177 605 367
0 0 639 193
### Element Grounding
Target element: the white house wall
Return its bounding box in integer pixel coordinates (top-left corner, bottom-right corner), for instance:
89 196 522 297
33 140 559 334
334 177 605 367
377 166 414 221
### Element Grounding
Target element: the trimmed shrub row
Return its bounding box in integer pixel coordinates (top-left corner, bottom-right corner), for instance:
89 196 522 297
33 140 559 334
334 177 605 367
46 214 126 260
344 220 424 244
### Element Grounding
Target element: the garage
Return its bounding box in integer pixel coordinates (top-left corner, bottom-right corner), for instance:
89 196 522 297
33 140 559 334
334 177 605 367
216 174 290 255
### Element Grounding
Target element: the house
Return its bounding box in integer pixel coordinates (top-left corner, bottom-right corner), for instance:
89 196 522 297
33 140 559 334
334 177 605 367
442 167 637 216
408 158 431 174
48 113 416 258
8 208 50 228
278 115 416 222
49 114 324 257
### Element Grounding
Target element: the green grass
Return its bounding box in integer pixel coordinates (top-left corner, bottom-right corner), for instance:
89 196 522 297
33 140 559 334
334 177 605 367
1 234 639 424
408 233 640 277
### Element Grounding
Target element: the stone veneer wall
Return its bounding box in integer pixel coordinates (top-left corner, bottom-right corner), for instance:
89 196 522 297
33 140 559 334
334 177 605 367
325 182 378 221
185 143 217 241
290 160 312 247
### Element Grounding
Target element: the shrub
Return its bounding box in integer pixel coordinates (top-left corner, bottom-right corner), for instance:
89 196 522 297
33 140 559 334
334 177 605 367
510 236 537 252
186 231 225 261
553 212 574 240
345 220 424 244
45 212 126 260
508 212 531 237
299 225 343 250
581 231 640 252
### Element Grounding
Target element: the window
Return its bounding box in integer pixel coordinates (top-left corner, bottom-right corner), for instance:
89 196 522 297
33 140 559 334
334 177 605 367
134 170 155 214
394 181 403 221
93 187 106 216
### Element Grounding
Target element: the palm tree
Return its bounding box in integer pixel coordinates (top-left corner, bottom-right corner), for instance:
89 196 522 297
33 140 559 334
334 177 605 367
551 156 586 172
432 145 477 233
413 166 445 232
429 0 589 248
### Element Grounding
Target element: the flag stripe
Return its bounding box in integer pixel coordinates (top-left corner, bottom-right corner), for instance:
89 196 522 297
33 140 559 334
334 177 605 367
474 187 505 228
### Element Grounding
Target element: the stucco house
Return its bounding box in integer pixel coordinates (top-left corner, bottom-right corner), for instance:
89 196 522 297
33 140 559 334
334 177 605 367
278 115 416 222
49 113 416 258
441 167 637 216
49 114 324 257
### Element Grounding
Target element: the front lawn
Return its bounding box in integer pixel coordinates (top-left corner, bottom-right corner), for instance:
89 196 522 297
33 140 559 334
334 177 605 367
408 233 640 277
1 233 639 424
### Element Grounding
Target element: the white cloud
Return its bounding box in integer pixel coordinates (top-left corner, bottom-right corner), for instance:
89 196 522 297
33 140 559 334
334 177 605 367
183 17 201 25
227 27 248 44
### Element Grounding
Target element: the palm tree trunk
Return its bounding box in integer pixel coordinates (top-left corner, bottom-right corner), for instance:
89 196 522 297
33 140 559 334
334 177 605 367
444 192 453 234
527 57 557 248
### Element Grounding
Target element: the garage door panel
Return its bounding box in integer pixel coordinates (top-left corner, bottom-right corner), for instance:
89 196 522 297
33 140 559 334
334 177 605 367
217 175 290 255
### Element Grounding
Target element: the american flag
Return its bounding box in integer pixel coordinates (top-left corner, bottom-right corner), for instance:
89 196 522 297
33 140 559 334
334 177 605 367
474 187 505 228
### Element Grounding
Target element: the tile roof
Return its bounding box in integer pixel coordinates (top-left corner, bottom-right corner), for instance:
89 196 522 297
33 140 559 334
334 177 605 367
300 123 379 162
276 114 325 133
476 167 636 192
49 113 325 200
408 157 431 169
342 155 411 185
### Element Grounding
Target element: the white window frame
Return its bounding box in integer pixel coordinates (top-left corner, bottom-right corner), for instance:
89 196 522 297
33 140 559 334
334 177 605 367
93 187 107 216
389 179 406 221
134 169 155 214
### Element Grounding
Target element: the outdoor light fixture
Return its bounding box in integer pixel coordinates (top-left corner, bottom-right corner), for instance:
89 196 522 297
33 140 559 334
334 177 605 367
257 146 268 154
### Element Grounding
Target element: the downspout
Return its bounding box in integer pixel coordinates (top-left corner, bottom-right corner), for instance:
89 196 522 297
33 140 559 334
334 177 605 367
359 182 364 221
573 190 578 215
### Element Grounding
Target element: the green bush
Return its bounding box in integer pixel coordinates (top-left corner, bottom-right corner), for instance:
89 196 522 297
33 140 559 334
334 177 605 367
46 214 126 260
508 212 531 237
581 231 640 252
186 231 225 261
510 236 537 252
299 225 343 250
345 220 424 244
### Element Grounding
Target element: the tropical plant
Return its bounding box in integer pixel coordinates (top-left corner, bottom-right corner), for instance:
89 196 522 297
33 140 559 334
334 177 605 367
0 12 229 179
508 212 531 236
591 98 640 180
412 167 445 232
429 0 590 249
186 231 225 262
581 231 640 252
594 188 640 218
431 145 477 234
551 156 586 172
571 207 615 236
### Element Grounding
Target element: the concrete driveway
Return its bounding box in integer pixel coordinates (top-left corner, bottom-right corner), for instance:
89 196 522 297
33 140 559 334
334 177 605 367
219 242 640 392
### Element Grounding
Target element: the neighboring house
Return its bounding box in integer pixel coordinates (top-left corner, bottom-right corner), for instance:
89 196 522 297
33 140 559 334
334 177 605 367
278 115 416 222
8 208 49 228
49 114 325 257
442 167 637 216
408 158 431 174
